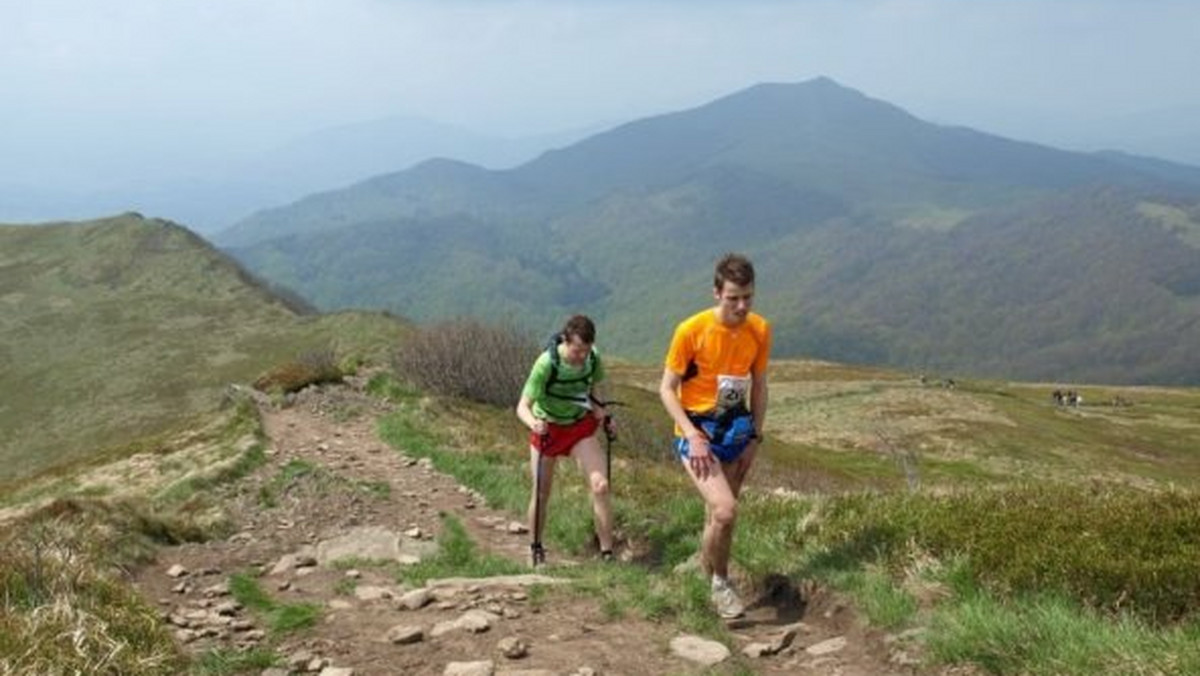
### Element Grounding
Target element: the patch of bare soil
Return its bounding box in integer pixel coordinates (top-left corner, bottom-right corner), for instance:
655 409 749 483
133 377 946 675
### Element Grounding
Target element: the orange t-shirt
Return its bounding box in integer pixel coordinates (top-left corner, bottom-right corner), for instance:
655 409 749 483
664 309 771 414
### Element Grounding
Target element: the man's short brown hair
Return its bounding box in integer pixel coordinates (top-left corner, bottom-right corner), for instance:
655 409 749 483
561 314 596 344
714 253 755 290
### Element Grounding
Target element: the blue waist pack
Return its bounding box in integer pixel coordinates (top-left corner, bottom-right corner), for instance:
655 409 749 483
686 408 757 462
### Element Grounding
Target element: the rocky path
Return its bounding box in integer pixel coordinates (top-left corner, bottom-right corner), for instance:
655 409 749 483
134 379 931 675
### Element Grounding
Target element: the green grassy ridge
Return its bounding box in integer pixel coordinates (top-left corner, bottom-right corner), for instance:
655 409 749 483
743 360 1200 491
0 214 411 484
811 486 1200 624
371 366 1200 674
373 372 1200 621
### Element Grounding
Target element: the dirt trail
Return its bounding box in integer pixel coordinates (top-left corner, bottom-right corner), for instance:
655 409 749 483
134 378 935 675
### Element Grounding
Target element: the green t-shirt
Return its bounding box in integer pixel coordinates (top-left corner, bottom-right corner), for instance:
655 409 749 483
521 347 605 424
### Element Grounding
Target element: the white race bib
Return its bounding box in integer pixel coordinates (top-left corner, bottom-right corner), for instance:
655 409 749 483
716 374 751 413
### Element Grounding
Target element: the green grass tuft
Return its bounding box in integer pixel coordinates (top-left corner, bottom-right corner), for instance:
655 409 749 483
229 573 320 634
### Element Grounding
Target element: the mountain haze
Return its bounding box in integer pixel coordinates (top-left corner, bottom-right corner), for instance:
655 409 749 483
0 117 592 236
218 78 1200 384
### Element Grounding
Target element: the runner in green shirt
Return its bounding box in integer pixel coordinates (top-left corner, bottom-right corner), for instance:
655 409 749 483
516 315 614 566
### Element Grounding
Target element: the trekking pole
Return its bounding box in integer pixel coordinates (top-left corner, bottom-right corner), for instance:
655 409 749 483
531 431 548 567
592 398 625 487
603 414 615 483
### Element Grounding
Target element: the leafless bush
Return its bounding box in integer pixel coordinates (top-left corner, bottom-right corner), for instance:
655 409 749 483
392 319 536 407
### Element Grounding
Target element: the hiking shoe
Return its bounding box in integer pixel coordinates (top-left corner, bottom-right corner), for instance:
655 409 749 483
710 576 746 619
600 549 615 563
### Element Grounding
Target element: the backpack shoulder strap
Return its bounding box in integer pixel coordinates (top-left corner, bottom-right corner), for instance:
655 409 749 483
543 334 595 397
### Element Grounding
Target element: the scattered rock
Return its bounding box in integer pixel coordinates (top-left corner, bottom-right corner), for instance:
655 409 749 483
742 642 774 658
397 588 432 610
201 582 230 597
743 626 798 657
353 585 393 601
166 564 188 578
443 661 494 676
386 624 425 645
425 574 565 591
431 610 499 638
497 636 529 659
316 526 404 565
214 601 241 616
287 650 314 669
506 521 528 534
806 635 848 656
270 553 305 576
670 634 730 666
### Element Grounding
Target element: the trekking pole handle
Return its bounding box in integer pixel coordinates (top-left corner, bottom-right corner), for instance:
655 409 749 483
602 414 617 442
589 395 626 408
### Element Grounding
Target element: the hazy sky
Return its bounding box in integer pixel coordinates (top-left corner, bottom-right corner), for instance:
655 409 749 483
4 0 1200 181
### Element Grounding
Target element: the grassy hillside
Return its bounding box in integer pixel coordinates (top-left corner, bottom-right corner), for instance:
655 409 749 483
2 309 1199 675
598 357 1200 494
374 326 1200 674
0 213 410 486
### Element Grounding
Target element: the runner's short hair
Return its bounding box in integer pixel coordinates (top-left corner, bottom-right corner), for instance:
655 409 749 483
714 253 755 290
561 314 596 344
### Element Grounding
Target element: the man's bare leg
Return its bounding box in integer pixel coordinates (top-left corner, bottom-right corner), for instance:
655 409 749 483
571 435 614 552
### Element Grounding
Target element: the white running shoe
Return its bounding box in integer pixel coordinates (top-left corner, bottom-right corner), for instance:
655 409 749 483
710 576 746 619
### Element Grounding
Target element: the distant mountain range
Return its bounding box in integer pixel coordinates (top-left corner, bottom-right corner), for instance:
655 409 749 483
0 116 594 235
215 78 1200 384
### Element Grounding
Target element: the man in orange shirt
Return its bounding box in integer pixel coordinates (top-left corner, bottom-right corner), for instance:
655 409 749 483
659 253 771 619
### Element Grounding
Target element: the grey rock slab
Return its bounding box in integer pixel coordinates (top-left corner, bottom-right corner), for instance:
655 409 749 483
443 662 494 676
353 585 395 601
670 634 731 666
397 588 432 610
497 636 529 659
430 610 500 637
806 635 848 656
315 526 403 564
426 574 566 590
386 624 425 645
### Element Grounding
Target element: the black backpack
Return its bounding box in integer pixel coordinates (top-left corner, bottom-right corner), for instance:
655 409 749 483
543 333 599 404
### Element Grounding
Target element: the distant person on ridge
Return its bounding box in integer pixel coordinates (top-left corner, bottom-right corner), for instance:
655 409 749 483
659 253 772 619
516 314 614 566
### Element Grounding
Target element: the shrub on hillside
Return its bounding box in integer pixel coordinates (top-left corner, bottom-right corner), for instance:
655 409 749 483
817 484 1200 624
253 347 343 394
392 320 535 407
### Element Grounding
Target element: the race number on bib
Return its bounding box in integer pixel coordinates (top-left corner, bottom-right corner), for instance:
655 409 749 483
716 374 751 413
